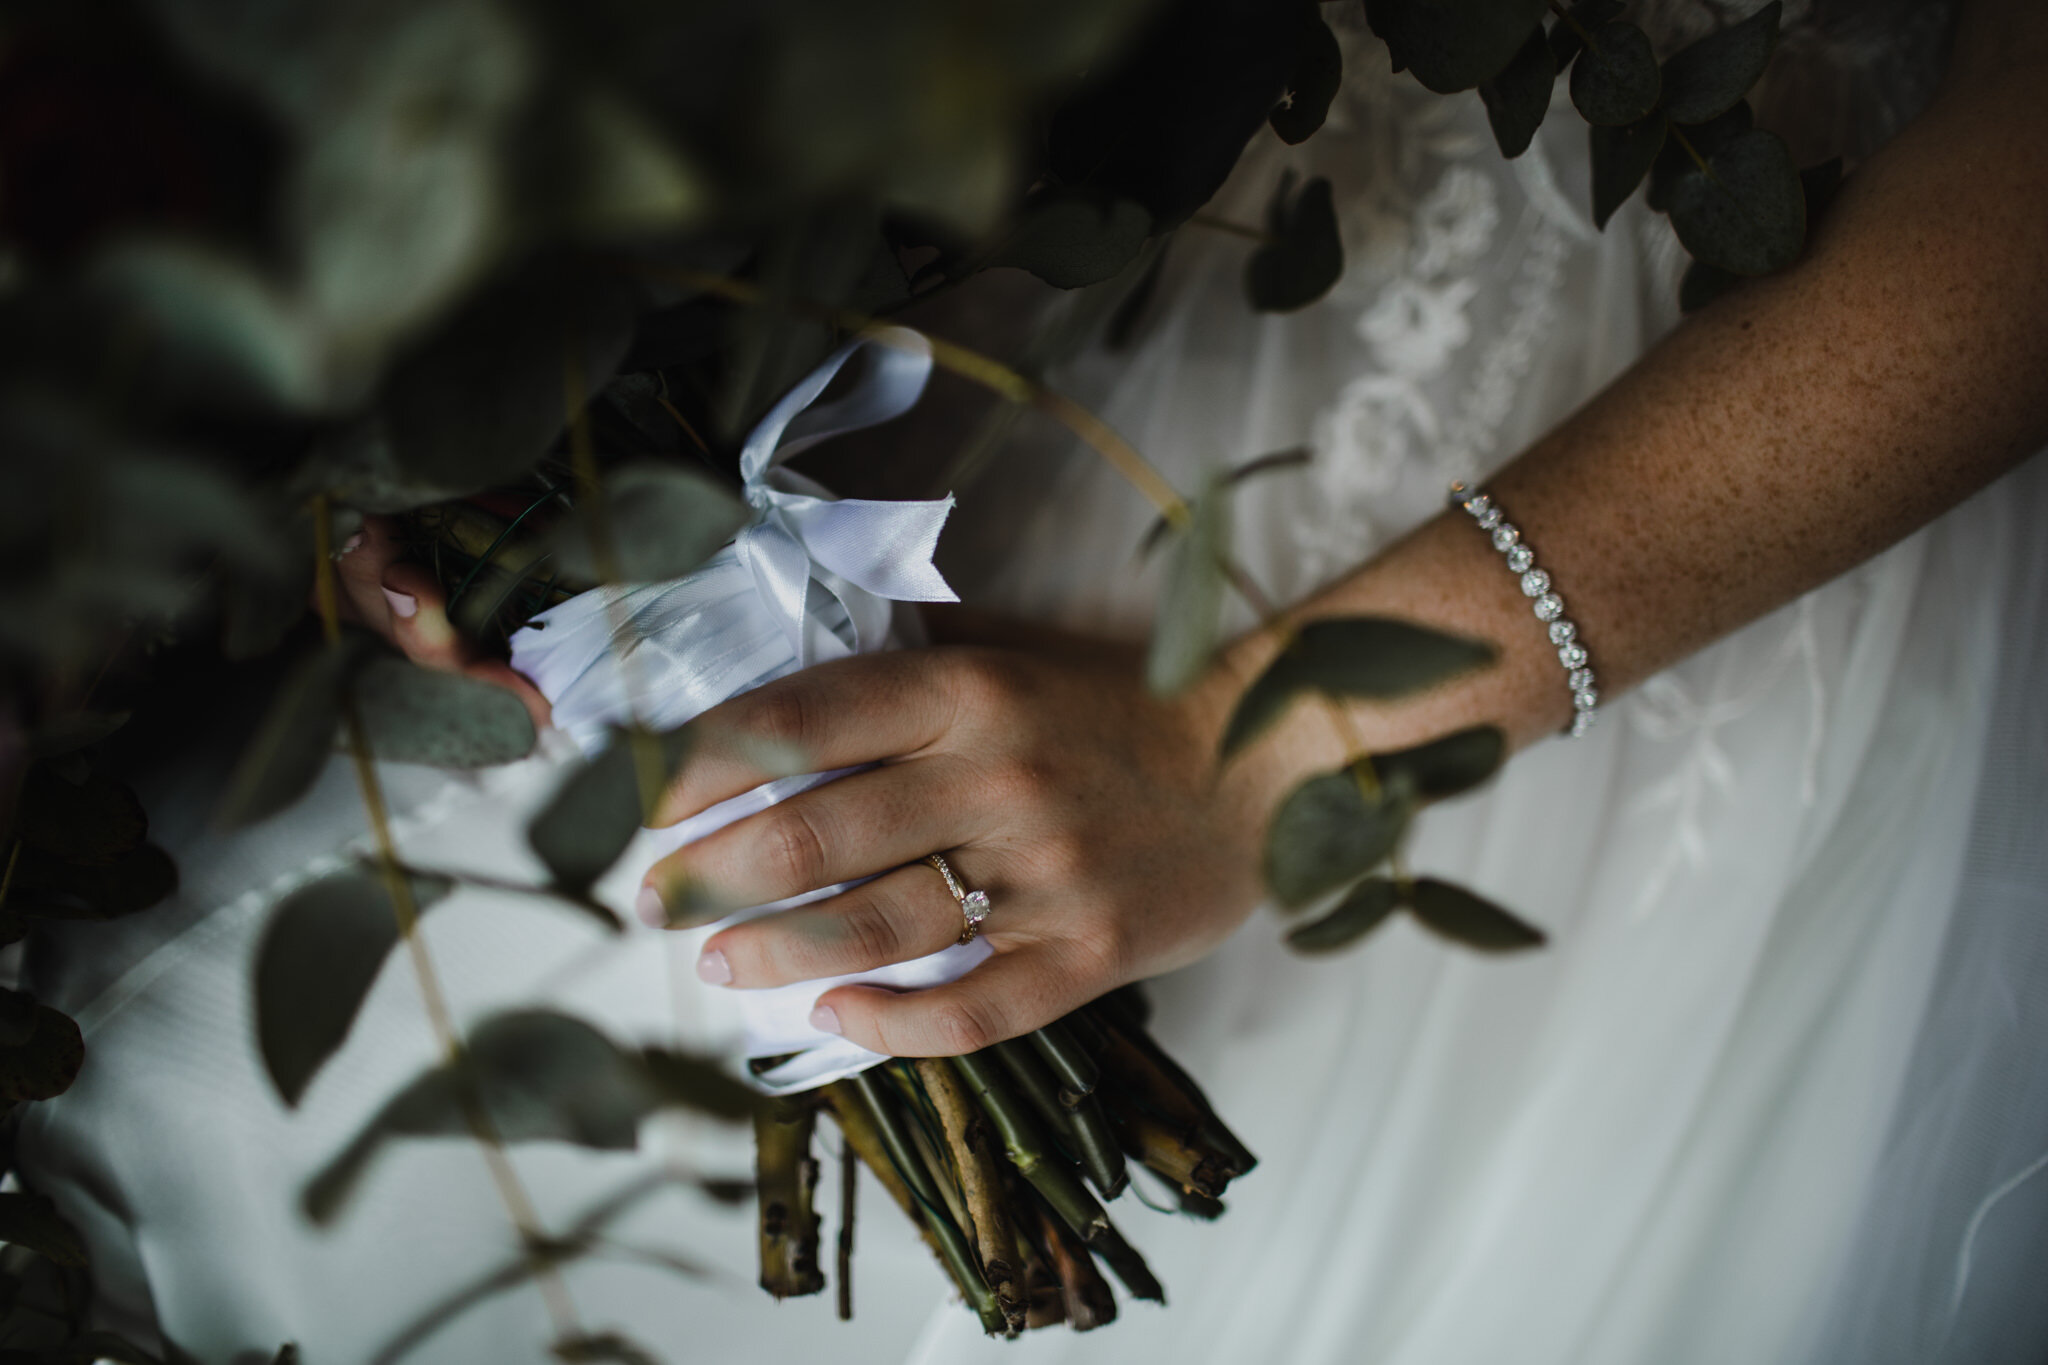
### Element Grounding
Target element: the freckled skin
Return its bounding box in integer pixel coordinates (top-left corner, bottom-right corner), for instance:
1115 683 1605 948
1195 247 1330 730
632 0 2048 1057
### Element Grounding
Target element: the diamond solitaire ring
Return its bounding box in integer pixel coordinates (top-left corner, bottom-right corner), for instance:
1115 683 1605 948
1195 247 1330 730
926 853 991 945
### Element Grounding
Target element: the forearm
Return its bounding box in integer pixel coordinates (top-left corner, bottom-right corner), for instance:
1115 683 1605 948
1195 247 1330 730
1206 0 2048 773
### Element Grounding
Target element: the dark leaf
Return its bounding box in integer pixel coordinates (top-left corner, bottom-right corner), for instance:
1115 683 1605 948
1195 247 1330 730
988 196 1152 290
1660 1 1781 126
1678 259 1743 313
0 998 83 1102
1246 175 1344 312
528 726 693 894
303 1010 737 1223
13 766 146 867
272 1348 300 1365
1548 0 1624 69
1801 156 1845 224
0 1193 89 1268
27 712 131 759
1479 26 1556 159
1372 725 1507 800
380 260 637 496
1666 127 1805 275
50 1331 164 1364
1408 877 1546 951
216 635 376 828
254 865 456 1107
1147 482 1231 696
1590 113 1668 229
1221 617 1495 758
550 463 748 584
1285 877 1403 954
552 1334 661 1365
1569 21 1661 127
1270 8 1343 144
1364 0 1549 93
8 843 178 920
638 1048 759 1121
352 659 536 768
1264 766 1412 908
1646 100 1751 212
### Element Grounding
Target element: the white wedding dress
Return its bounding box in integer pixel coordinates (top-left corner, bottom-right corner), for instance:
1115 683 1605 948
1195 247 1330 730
23 6 2048 1363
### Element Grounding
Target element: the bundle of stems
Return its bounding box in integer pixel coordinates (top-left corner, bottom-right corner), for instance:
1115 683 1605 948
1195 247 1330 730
751 989 1255 1335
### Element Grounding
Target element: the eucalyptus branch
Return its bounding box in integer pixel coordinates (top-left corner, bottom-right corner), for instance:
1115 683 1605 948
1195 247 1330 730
1188 213 1275 246
310 497 584 1344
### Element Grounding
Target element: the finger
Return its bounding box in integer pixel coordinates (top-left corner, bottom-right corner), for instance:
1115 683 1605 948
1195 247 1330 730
377 560 465 670
639 755 979 924
332 516 407 631
809 946 1107 1058
694 859 969 988
652 651 965 827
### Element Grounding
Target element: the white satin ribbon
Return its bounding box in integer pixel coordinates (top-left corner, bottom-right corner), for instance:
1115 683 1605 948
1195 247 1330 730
508 328 990 1096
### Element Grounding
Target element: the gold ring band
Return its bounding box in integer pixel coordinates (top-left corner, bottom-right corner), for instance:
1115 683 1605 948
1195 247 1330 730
926 853 991 945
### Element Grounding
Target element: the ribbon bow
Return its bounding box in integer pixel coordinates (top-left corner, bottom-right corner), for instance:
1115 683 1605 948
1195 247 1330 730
733 327 958 666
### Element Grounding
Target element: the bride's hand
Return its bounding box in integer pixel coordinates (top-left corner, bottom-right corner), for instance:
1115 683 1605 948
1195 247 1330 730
635 639 1282 1057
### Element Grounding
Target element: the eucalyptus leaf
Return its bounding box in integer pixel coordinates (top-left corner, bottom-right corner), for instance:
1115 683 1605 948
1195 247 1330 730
1569 21 1661 127
14 766 146 867
1147 482 1231 696
638 1047 760 1121
1221 617 1495 758
1548 0 1624 69
0 1192 90 1268
1363 0 1548 93
1679 259 1743 313
28 711 132 759
1660 1 1781 126
352 658 537 768
1408 878 1546 951
1479 26 1555 159
1270 7 1342 145
1264 766 1412 908
0 997 84 1102
303 1010 744 1223
1284 876 1402 954
8 843 179 921
1647 101 1751 212
216 634 376 829
1246 175 1345 312
551 463 748 584
1372 725 1507 800
1590 113 1668 229
989 196 1153 290
529 727 695 893
254 865 457 1107
1666 127 1806 275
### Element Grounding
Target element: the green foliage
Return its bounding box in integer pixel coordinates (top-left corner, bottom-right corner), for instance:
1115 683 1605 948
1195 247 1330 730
1407 878 1546 951
0 1192 91 1268
527 726 695 893
303 1010 753 1223
0 990 85 1103
1371 725 1507 800
353 659 537 768
1591 113 1670 230
1284 876 1401 953
1480 27 1557 160
1666 128 1806 275
1549 0 1624 68
1222 617 1495 759
1246 175 1346 313
1147 481 1232 696
988 197 1154 290
1570 22 1661 127
253 865 457 1107
549 464 749 584
1264 765 1413 909
1270 7 1344 145
215 635 375 829
1660 2 1782 125
1363 0 1550 94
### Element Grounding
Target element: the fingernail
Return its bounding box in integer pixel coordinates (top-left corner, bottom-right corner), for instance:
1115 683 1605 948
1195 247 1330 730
381 587 418 619
338 530 365 556
635 885 666 927
695 948 732 985
809 1004 841 1036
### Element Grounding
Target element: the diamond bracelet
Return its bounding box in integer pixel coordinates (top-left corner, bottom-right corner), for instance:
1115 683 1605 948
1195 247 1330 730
1447 481 1598 738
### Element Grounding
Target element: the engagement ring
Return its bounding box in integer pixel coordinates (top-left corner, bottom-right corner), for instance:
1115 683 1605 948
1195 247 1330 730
926 852 991 945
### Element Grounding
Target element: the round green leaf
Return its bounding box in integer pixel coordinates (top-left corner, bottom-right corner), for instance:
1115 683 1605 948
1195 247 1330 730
0 999 84 1102
551 463 749 584
14 766 146 867
0 1192 90 1267
1666 127 1806 276
1246 175 1345 312
1364 0 1549 94
1647 101 1751 212
1408 877 1546 952
1569 21 1661 127
216 635 375 829
989 196 1153 290
1270 9 1342 145
1590 113 1668 230
1264 767 1411 908
1371 725 1507 801
1548 0 1623 69
352 658 537 769
1285 877 1402 954
254 865 455 1107
8 843 179 921
1479 26 1556 160
528 727 694 893
1660 1 1781 126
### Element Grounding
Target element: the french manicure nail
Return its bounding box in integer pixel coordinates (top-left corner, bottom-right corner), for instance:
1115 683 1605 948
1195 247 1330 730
635 885 666 927
695 948 732 985
809 1004 841 1036
381 587 418 619
338 530 365 556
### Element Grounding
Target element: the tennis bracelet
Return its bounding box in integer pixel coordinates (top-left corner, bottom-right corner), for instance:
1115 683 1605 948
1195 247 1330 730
1448 481 1598 738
